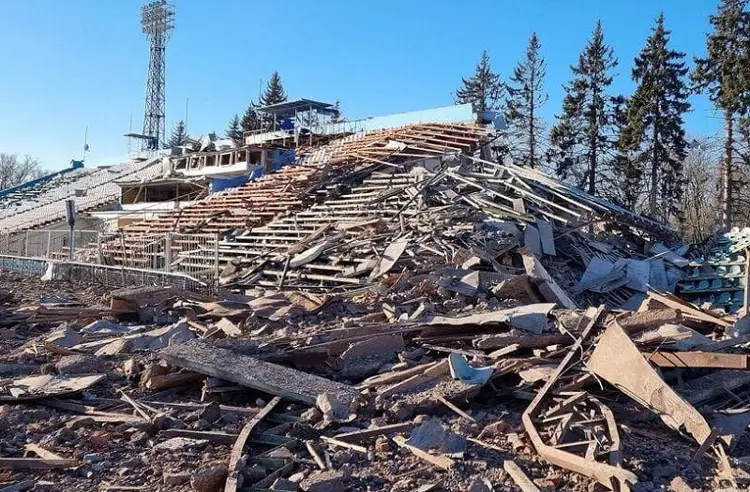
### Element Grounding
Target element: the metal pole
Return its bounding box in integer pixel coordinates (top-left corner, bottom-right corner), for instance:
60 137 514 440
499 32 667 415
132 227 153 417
164 233 172 272
46 231 52 258
68 225 75 261
24 231 29 257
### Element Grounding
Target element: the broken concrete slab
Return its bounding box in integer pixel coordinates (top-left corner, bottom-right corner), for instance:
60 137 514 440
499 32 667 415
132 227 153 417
425 303 554 334
91 319 196 356
634 323 711 349
299 470 347 492
0 374 105 401
44 325 79 350
405 418 447 450
152 437 209 452
588 322 712 444
369 239 409 280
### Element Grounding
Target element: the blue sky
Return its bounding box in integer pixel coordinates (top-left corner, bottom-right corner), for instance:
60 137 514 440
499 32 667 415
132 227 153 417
0 0 724 171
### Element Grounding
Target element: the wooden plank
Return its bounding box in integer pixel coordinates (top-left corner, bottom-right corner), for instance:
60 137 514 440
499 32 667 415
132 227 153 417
333 422 414 443
24 444 65 461
392 436 455 471
543 392 587 419
436 395 476 423
320 436 367 454
646 291 731 327
161 429 238 445
0 480 35 492
0 458 79 470
645 351 750 370
503 460 541 492
305 440 327 470
160 340 359 406
224 396 281 492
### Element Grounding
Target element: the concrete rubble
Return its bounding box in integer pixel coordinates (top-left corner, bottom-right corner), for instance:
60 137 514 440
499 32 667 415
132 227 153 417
3 131 750 491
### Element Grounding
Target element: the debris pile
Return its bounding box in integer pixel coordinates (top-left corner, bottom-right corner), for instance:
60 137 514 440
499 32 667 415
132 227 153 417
2 226 750 491
3 128 750 491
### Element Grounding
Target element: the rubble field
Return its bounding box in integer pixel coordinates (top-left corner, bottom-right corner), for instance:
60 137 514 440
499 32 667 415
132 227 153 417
3 152 750 492
2 235 750 492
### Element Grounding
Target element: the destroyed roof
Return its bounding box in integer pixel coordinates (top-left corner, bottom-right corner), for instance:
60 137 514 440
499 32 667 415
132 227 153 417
115 123 491 236
255 98 337 117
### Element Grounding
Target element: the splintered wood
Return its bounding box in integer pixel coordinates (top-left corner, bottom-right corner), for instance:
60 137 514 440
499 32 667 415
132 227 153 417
160 339 359 406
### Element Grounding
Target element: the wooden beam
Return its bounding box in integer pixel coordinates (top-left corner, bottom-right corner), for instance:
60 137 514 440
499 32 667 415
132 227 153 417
645 351 750 370
333 422 414 443
0 458 79 470
160 340 359 406
224 396 281 492
392 436 455 471
503 460 541 492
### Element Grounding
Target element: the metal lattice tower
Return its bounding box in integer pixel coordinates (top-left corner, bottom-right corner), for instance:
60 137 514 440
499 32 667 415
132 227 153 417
140 0 174 151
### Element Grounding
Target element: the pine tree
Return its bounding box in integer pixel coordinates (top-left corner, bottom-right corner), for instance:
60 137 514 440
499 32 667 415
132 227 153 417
240 102 259 133
226 114 242 143
166 120 187 148
548 21 622 196
455 50 504 112
692 0 750 232
330 101 343 124
506 33 548 168
259 71 287 107
619 13 691 222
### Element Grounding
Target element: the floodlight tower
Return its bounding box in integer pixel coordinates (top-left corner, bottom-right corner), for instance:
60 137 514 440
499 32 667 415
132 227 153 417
140 0 174 151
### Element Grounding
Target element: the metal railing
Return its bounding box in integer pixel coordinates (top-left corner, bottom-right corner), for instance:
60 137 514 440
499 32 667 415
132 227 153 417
0 254 208 293
0 230 101 261
0 230 222 290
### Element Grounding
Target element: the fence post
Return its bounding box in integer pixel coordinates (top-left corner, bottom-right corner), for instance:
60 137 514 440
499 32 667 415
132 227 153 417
97 232 103 265
214 233 220 291
24 231 29 257
68 226 75 261
46 231 52 258
164 233 172 272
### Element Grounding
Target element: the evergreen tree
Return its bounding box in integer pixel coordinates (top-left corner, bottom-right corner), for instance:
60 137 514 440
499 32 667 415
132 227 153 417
257 72 288 130
548 21 622 196
226 114 242 143
455 50 504 112
692 0 750 231
240 102 259 133
506 33 548 168
259 71 287 107
166 120 187 148
619 13 691 222
330 101 343 124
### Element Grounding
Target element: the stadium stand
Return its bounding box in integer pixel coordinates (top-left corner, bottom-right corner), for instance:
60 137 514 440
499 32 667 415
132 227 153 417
0 158 168 233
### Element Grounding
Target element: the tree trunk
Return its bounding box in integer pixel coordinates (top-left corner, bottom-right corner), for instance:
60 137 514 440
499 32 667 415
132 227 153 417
588 86 598 195
649 108 659 219
529 71 536 169
721 112 734 232
529 105 536 168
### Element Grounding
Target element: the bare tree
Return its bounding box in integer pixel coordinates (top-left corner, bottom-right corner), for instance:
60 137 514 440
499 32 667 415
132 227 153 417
679 138 720 243
0 154 46 191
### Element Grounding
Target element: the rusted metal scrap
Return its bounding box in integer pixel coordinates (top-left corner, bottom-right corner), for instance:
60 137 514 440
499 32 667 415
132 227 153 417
588 322 713 444
522 306 638 491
